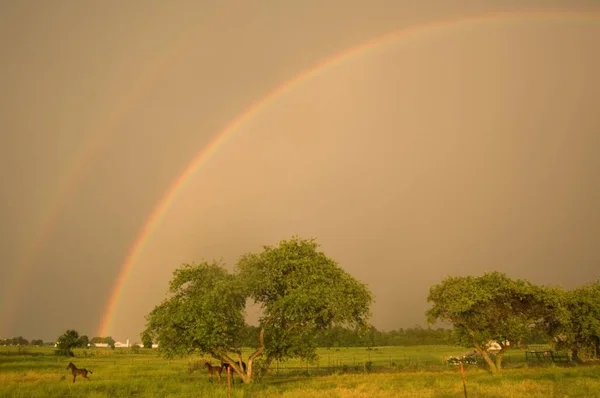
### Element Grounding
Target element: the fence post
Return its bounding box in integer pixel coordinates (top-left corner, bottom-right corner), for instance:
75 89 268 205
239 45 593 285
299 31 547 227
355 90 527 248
460 362 468 398
226 367 232 398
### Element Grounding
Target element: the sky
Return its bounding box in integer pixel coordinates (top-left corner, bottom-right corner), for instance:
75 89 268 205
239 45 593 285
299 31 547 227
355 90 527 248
1 0 599 343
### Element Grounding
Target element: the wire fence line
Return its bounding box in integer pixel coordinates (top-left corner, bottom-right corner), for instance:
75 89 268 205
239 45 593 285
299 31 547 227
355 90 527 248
3 350 524 369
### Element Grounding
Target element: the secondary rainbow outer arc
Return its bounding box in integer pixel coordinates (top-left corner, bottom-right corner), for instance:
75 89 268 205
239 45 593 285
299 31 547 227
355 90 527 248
0 24 199 331
98 10 599 337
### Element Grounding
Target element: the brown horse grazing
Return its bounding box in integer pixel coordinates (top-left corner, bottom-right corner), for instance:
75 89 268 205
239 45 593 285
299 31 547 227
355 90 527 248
66 362 92 383
204 362 223 383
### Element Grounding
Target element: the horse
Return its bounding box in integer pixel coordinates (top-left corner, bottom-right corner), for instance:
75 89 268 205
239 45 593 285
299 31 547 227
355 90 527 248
66 362 92 383
221 361 247 383
204 362 223 383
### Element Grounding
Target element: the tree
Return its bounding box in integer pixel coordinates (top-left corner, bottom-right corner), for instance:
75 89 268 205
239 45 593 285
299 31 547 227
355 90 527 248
144 237 372 383
11 336 28 346
79 335 89 348
31 339 44 346
426 272 553 374
56 330 84 356
141 331 153 348
563 281 600 361
103 336 116 349
237 238 372 372
90 337 103 345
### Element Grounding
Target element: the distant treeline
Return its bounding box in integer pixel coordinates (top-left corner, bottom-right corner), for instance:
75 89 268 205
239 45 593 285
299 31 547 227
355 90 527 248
0 335 116 348
239 325 454 348
0 328 550 349
2 327 454 348
0 337 46 346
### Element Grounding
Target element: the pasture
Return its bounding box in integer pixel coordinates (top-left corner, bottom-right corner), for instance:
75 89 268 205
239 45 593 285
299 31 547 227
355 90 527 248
2 345 600 397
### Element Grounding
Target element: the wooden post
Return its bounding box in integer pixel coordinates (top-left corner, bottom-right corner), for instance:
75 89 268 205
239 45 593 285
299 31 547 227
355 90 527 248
460 362 468 398
227 366 231 398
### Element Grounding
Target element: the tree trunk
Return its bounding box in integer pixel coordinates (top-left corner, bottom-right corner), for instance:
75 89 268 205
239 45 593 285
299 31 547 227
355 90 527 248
244 327 266 383
217 352 251 384
494 350 504 371
261 356 275 377
236 352 249 383
475 344 499 374
571 347 581 363
214 327 266 384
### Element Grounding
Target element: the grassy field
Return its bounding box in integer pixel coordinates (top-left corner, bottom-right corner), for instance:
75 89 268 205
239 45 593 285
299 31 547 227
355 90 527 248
1 345 599 397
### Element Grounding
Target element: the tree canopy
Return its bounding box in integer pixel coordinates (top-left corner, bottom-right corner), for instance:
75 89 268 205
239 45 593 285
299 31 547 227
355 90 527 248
145 261 246 359
143 237 372 382
426 272 559 373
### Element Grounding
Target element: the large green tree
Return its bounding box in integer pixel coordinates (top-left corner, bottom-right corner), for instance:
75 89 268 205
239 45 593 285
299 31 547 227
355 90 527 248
426 272 557 374
143 237 372 383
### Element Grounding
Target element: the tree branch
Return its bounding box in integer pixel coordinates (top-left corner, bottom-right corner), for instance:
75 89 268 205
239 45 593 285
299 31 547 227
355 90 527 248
248 327 265 362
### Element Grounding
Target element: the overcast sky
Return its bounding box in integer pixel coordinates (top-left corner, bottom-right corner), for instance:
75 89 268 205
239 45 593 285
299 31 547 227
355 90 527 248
1 0 599 342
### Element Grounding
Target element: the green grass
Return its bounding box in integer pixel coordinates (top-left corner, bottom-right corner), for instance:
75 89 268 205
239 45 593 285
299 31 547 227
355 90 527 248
1 346 599 397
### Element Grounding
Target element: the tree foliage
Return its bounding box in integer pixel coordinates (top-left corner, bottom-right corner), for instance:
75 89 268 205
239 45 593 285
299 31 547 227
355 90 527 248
562 281 600 361
103 336 116 349
141 331 153 349
145 261 246 359
237 237 372 366
143 237 372 383
90 337 103 344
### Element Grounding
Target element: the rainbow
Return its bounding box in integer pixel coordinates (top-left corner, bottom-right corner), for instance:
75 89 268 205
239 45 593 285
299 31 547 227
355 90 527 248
0 22 202 330
98 10 599 337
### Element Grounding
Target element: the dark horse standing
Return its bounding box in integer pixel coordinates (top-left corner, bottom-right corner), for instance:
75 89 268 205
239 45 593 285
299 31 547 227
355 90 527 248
66 362 93 383
203 363 223 383
221 361 247 383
